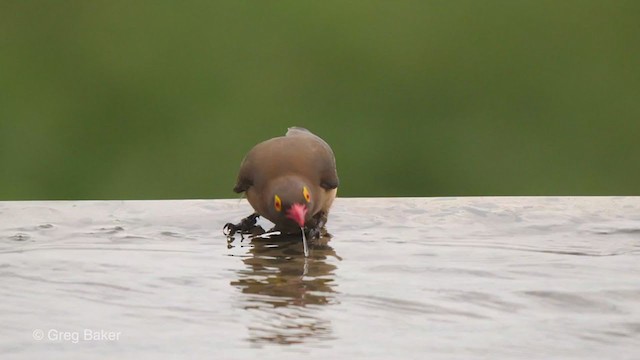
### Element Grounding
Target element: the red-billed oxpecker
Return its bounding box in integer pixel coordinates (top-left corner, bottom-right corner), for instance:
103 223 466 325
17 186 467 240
224 127 339 256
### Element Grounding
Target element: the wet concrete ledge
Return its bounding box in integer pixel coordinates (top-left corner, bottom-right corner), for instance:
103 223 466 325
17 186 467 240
1 197 639 358
2 197 639 255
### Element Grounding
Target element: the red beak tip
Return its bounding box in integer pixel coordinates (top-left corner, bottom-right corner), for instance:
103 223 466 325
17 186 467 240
286 203 308 227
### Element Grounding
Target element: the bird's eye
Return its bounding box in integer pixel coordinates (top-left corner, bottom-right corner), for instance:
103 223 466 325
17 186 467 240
303 186 311 203
274 195 282 212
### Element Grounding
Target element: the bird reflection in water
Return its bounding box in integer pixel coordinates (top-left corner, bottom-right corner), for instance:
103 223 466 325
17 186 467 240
230 234 339 345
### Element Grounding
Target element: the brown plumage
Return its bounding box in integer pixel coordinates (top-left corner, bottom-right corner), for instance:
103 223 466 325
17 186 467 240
232 127 339 234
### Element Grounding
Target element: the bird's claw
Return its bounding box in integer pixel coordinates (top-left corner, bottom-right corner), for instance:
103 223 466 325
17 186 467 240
223 223 238 236
307 226 321 240
305 210 328 240
223 213 261 239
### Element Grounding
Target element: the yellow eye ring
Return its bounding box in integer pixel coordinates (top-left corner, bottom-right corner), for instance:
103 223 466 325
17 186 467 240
303 186 311 203
274 195 282 212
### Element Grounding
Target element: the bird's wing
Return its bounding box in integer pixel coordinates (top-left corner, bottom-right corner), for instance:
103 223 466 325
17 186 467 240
320 158 339 190
233 154 254 193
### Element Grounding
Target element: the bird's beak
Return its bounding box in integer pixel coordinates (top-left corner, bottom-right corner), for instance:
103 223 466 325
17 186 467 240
285 203 308 227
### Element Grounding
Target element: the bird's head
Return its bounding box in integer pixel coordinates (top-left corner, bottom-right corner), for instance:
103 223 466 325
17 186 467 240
265 176 314 229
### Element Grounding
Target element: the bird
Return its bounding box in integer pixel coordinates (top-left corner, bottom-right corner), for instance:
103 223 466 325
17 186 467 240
224 127 339 254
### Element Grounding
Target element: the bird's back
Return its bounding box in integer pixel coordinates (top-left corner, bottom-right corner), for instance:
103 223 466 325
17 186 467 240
244 130 333 190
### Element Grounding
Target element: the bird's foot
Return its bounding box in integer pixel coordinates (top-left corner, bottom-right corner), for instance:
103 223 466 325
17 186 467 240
223 213 263 240
306 225 328 240
305 211 329 240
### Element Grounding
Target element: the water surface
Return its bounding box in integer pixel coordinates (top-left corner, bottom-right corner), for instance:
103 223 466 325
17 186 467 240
1 197 639 359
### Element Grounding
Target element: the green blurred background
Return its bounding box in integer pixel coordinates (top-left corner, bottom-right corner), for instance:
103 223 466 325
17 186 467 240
1 1 638 200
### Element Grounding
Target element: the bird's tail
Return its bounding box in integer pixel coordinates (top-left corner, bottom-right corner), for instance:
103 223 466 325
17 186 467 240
286 126 312 136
